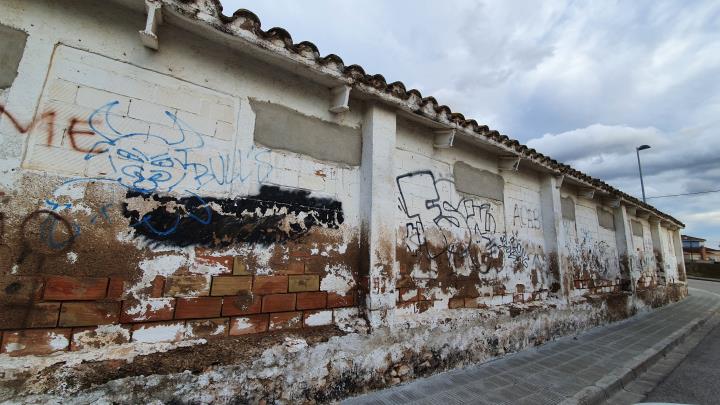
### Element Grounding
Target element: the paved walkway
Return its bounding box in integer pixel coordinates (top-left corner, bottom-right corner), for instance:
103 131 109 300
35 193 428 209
344 284 720 405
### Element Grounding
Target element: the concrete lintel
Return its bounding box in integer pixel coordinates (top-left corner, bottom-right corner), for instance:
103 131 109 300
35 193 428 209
329 85 351 114
433 128 455 149
577 187 595 199
498 156 521 171
603 196 621 208
139 0 163 50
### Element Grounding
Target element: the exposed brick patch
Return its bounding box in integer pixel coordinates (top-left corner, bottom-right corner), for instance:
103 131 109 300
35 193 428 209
229 314 269 335
269 311 302 330
175 297 222 319
164 275 210 297
210 276 252 296
327 292 355 308
288 275 319 292
253 276 288 294
222 292 261 316
120 298 176 323
232 257 251 275
185 318 229 339
416 300 433 312
449 297 465 309
262 293 296 312
1 328 71 356
0 302 60 330
44 276 108 301
151 276 165 298
303 260 327 274
420 289 437 301
106 277 126 300
286 261 305 275
59 302 120 327
296 291 327 310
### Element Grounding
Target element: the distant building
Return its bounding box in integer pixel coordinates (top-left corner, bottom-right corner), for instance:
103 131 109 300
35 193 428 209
682 235 720 262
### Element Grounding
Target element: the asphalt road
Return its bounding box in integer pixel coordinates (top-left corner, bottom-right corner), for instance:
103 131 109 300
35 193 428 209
644 278 720 405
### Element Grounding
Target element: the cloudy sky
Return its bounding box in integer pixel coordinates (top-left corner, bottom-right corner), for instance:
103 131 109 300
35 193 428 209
221 0 720 247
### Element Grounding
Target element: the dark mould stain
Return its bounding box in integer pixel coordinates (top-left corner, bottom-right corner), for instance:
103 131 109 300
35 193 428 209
5 282 21 295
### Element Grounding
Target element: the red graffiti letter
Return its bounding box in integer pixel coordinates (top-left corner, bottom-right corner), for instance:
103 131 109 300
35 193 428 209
0 104 56 144
67 118 105 154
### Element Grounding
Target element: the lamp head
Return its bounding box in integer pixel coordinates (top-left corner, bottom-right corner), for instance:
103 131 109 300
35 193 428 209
637 145 651 151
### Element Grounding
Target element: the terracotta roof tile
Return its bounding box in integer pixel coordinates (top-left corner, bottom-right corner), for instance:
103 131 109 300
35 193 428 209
164 0 682 226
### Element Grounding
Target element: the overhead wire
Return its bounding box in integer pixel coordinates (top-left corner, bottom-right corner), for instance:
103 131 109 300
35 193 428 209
645 189 720 200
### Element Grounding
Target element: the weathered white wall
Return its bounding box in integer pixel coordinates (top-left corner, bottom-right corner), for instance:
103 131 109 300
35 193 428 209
0 0 690 402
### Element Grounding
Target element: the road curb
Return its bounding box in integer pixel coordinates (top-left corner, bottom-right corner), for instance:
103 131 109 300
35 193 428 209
559 298 720 405
687 276 720 282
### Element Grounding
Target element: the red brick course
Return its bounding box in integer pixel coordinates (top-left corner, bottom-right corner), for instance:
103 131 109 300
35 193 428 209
1 328 72 356
327 291 355 308
262 293 296 312
70 325 131 351
296 292 327 310
210 276 252 296
120 298 176 323
269 311 302 330
222 293 262 316
230 314 269 335
175 297 222 319
1 302 60 329
253 276 288 294
186 318 229 339
44 276 108 301
1 258 361 355
59 302 120 327
0 276 43 303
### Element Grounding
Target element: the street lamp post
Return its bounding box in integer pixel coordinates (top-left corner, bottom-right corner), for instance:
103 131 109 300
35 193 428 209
636 145 651 203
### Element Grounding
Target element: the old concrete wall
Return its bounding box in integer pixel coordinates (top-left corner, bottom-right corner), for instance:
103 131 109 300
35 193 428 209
0 0 689 402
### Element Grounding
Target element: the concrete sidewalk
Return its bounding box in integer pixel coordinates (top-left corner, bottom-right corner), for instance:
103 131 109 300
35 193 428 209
343 287 720 405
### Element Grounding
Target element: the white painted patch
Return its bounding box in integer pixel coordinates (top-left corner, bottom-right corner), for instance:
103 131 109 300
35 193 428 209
232 317 251 330
191 258 230 276
304 311 332 326
132 323 186 343
320 264 354 296
48 333 69 351
66 251 78 264
124 298 174 319
401 289 417 301
284 337 308 353
139 255 187 276
95 324 130 337
4 343 26 353
213 324 226 335
52 180 85 200
125 255 190 300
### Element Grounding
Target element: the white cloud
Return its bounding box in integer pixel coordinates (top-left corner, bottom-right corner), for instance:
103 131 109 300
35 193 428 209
219 0 720 245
